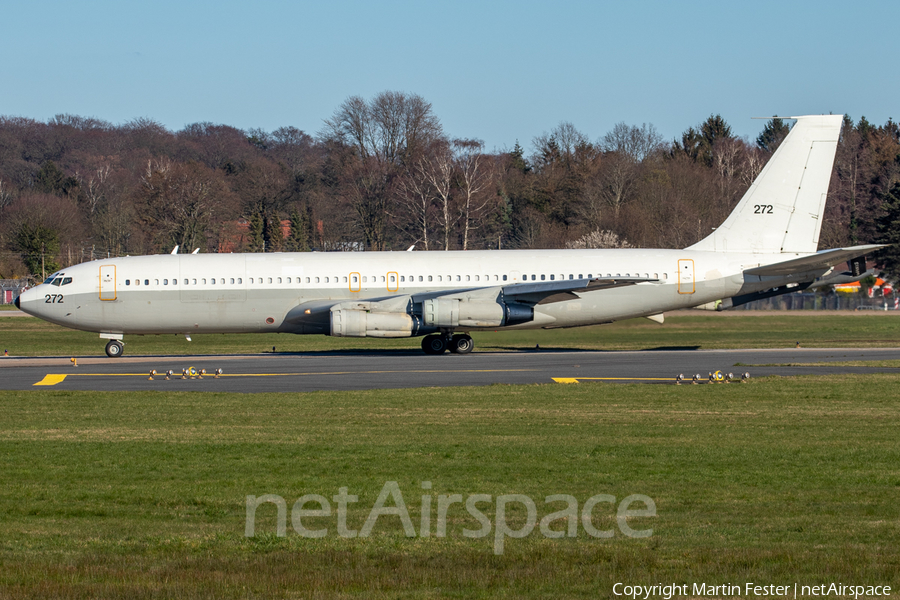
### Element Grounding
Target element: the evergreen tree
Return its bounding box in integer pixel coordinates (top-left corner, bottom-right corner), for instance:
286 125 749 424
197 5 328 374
875 179 900 281
247 212 264 252
263 213 284 252
284 209 310 252
35 161 79 196
15 223 60 277
756 118 791 152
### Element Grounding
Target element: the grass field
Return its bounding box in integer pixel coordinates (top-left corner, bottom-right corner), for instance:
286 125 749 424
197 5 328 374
2 312 900 357
2 375 899 598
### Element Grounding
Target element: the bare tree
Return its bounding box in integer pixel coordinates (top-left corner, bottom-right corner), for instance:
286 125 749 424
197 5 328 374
453 139 496 250
321 91 444 249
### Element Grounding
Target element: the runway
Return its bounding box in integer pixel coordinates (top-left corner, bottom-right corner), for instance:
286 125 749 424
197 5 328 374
2 347 899 392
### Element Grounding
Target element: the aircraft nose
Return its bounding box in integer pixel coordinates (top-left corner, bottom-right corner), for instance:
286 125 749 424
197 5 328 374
14 295 20 309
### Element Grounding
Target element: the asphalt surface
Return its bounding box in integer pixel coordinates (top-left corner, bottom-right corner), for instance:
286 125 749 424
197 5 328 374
1 347 899 392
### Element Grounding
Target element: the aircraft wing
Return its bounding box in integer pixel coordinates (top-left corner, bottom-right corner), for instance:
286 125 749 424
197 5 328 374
743 244 887 277
500 277 657 305
286 276 657 326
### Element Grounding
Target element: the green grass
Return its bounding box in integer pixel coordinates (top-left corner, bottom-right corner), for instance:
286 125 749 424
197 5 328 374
2 312 900 357
2 376 899 598
738 360 900 368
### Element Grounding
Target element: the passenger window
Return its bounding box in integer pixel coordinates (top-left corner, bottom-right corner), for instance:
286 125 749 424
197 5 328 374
541 274 546 281
306 277 310 283
238 278 242 284
126 280 130 286
400 276 405 282
569 274 573 280
135 280 140 286
155 279 159 285
456 275 461 282
362 276 367 283
663 273 668 279
315 277 320 283
230 278 235 284
550 274 555 280
437 275 442 282
268 277 273 284
428 276 433 282
418 276 423 282
475 275 480 281
466 275 470 281
144 279 149 286
278 277 282 284
343 276 348 283
502 275 507 281
163 279 168 285
324 277 329 283
579 274 583 279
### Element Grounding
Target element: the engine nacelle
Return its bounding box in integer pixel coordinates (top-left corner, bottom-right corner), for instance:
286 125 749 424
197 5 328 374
330 309 415 338
422 299 533 328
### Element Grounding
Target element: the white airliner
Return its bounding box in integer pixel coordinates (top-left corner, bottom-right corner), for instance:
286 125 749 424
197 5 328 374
16 115 883 357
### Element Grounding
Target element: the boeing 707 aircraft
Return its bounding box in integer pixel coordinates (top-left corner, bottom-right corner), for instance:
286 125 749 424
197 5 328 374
16 115 883 357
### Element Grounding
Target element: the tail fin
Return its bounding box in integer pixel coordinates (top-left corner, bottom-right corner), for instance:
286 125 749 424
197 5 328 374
688 114 843 254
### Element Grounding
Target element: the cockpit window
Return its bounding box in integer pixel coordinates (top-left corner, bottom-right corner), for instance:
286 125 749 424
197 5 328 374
62 277 73 286
51 278 62 287
44 273 62 284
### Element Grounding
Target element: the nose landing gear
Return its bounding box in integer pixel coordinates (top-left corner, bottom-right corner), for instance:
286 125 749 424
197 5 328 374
105 339 124 358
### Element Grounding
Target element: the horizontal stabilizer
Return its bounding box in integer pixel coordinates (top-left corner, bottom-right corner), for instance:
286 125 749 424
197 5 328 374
743 245 886 277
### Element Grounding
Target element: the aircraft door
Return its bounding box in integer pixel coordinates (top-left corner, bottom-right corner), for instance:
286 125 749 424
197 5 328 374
99 265 117 301
677 259 694 294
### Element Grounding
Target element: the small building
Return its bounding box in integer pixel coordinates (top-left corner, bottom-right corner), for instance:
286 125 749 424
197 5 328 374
0 279 29 305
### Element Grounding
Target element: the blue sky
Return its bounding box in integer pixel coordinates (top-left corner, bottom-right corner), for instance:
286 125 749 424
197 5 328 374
2 0 897 153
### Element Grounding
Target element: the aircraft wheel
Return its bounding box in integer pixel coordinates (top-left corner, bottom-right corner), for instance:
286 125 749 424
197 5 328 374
105 340 124 358
421 334 447 355
450 334 474 354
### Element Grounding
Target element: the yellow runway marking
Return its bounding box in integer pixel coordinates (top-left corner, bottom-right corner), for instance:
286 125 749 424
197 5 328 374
553 377 672 383
33 374 68 386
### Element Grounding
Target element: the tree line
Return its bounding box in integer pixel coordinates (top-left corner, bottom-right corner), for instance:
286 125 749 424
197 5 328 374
1 92 898 281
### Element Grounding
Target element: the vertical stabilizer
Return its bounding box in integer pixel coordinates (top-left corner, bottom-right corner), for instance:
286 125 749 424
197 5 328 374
687 114 843 254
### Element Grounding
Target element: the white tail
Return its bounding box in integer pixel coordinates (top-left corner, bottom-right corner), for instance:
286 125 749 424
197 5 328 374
688 114 843 254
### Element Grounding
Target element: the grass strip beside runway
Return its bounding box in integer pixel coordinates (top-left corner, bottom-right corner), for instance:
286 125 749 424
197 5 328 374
1 374 899 598
2 312 900 357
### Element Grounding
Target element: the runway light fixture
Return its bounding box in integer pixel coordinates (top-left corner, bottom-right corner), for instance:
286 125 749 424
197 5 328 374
199 368 206 379
148 369 156 381
675 373 684 385
741 372 751 382
214 368 223 378
692 374 700 384
165 370 174 380
182 369 188 380
725 372 734 383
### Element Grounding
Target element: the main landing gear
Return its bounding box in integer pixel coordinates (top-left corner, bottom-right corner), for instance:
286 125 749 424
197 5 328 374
105 340 124 358
421 333 474 355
